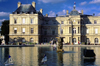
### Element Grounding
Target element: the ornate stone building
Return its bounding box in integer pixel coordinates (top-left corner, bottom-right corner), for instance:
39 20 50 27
9 2 100 44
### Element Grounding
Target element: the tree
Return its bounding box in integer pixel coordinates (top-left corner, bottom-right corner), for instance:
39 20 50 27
1 20 9 44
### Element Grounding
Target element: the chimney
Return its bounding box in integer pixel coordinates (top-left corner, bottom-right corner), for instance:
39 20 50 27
40 9 43 14
18 2 21 8
32 2 36 8
66 10 69 15
46 14 48 17
81 10 83 15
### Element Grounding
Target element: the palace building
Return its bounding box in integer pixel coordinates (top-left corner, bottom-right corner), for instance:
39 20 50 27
9 2 100 44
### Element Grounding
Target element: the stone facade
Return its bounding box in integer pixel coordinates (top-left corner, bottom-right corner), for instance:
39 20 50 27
9 2 100 44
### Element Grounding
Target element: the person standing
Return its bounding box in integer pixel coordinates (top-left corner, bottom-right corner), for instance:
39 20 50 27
78 41 80 45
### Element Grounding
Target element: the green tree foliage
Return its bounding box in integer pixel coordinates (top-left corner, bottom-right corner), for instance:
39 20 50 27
1 20 9 43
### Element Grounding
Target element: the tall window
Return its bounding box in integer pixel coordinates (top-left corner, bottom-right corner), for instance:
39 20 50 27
69 27 72 33
31 19 33 24
73 28 76 34
44 31 47 35
78 21 80 24
95 28 98 34
14 19 17 24
69 21 72 24
52 30 55 35
31 28 33 34
95 38 98 44
22 18 25 24
94 20 97 24
61 29 63 34
53 22 56 24
14 28 17 34
78 27 79 33
86 28 89 34
74 20 75 22
22 28 25 34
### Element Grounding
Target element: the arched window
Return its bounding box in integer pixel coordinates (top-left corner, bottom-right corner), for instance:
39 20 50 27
95 38 98 44
73 38 76 44
22 38 25 42
30 38 33 43
14 38 17 42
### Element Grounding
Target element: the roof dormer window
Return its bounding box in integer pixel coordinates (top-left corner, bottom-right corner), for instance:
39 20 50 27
94 20 97 24
61 21 64 24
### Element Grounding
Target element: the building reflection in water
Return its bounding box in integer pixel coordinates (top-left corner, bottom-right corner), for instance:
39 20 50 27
0 47 9 65
57 52 63 66
0 47 100 66
9 47 39 66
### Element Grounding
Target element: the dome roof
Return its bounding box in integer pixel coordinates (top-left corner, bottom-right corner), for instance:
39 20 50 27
70 5 79 15
70 9 79 15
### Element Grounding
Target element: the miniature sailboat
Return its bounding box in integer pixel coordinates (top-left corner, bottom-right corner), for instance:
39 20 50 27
41 54 47 63
83 49 96 59
5 55 14 66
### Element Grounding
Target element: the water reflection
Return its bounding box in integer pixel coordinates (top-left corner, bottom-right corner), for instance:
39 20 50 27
0 47 100 66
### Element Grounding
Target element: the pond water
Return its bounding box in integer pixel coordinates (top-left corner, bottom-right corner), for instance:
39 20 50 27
0 46 100 66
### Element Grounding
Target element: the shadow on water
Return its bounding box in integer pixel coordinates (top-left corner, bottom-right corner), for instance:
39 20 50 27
84 59 96 66
57 52 63 66
82 47 96 66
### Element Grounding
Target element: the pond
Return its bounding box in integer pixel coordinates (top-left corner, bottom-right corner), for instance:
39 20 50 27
0 46 100 66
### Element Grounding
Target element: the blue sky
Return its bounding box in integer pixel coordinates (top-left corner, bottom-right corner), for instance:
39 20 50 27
0 0 100 23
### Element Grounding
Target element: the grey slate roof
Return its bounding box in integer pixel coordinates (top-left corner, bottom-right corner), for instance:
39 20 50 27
13 4 42 15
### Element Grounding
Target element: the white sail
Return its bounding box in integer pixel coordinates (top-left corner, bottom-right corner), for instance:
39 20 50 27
41 55 47 63
5 55 14 66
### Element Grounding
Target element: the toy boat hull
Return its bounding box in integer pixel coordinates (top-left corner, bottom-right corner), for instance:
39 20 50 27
5 63 14 65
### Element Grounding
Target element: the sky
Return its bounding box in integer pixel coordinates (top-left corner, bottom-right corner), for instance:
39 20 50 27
0 0 100 23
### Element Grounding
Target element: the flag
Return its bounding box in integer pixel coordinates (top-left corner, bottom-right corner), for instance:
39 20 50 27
74 2 76 4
